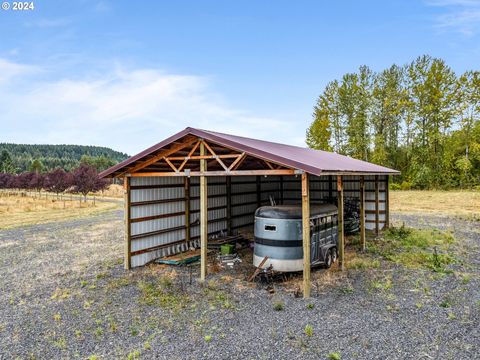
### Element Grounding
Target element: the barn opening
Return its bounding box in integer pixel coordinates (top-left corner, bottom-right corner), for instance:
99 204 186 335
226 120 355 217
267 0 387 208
100 127 399 298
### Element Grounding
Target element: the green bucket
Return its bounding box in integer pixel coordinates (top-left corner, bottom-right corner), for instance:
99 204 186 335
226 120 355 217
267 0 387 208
220 244 235 255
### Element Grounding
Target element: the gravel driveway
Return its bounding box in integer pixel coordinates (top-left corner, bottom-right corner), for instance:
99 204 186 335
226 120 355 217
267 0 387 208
0 211 478 359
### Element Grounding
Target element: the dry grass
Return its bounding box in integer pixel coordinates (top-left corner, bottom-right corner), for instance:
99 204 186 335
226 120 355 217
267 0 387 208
0 194 121 229
95 184 124 198
390 190 480 217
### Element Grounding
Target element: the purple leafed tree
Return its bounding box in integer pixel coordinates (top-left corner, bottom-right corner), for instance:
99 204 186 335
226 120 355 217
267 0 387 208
72 164 109 201
29 172 45 192
0 173 14 189
45 169 73 196
16 172 35 189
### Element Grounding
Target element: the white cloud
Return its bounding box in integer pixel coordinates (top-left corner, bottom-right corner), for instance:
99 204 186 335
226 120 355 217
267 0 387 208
427 0 480 35
0 58 38 83
0 59 301 154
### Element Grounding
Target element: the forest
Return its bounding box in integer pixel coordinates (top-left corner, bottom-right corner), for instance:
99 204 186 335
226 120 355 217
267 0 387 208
306 55 480 189
0 144 128 173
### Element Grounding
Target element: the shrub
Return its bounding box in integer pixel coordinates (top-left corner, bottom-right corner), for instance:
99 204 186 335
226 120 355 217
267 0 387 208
390 182 401 190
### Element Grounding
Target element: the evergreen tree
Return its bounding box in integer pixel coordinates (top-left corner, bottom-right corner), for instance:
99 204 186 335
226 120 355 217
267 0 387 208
0 150 16 173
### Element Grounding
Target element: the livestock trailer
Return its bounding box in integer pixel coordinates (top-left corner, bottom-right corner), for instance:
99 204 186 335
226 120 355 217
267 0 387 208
253 204 338 272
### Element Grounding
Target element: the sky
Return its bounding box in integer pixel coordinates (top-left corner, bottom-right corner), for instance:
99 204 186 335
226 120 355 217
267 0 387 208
1 0 480 155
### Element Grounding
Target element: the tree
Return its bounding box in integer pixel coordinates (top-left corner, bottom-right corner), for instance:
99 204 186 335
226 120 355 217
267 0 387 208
45 169 73 196
29 173 45 193
29 159 43 174
16 172 35 189
306 81 338 151
0 150 15 174
371 65 405 168
0 173 14 188
80 155 116 172
306 54 480 189
72 164 109 201
406 55 458 188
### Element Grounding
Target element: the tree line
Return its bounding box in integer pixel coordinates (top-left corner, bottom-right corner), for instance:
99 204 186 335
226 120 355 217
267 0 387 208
306 55 480 189
0 164 110 200
0 143 128 173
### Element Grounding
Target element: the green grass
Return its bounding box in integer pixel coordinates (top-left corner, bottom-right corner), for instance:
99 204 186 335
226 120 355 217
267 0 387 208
327 352 341 360
304 324 314 337
138 281 189 311
368 225 456 271
272 298 285 311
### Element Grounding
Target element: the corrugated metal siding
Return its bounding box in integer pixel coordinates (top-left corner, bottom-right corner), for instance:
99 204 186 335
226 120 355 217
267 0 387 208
129 176 188 268
231 176 257 229
127 174 388 268
189 177 228 238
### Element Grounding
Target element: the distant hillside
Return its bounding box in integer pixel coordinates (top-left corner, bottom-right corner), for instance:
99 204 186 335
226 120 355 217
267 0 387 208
0 143 129 173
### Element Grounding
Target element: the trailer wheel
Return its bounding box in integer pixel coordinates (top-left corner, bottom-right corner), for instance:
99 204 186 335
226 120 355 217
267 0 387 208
325 250 333 269
331 247 337 263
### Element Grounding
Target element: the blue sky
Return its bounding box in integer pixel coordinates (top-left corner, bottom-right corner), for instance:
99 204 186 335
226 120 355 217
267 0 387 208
1 0 479 154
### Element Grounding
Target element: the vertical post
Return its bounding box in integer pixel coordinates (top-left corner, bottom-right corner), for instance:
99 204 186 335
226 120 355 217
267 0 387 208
256 175 261 208
328 175 333 203
279 175 284 205
226 177 232 235
375 175 379 235
185 177 190 244
337 175 345 271
360 176 366 252
124 176 131 270
385 175 390 229
301 172 311 298
200 141 208 281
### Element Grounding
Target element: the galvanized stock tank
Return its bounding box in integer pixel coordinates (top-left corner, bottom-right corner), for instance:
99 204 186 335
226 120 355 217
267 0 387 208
253 204 338 272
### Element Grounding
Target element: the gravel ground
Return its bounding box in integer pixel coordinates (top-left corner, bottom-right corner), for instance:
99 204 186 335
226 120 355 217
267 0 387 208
0 210 478 360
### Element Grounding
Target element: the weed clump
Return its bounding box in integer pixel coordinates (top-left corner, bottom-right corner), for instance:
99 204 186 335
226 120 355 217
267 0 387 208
328 351 341 360
138 281 189 311
272 298 285 311
304 324 314 337
369 225 455 271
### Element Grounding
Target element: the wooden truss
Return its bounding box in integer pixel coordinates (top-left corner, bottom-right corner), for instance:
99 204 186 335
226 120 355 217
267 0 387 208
120 136 296 177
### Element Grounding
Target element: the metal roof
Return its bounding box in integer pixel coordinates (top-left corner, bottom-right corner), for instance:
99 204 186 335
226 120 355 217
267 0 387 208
100 127 400 177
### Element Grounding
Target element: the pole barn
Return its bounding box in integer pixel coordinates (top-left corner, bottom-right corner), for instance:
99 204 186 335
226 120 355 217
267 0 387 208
100 127 399 298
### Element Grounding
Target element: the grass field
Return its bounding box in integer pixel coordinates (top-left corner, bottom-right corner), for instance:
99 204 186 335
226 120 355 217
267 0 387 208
390 190 480 218
0 193 121 229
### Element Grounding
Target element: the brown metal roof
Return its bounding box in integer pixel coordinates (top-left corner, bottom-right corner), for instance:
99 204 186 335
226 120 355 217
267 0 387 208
100 127 400 177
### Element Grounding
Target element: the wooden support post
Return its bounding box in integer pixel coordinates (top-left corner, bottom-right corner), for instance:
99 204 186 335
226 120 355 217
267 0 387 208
124 176 131 270
375 175 379 235
226 177 232 235
328 175 333 203
185 177 190 244
279 175 284 205
337 175 345 271
301 173 311 298
256 175 261 208
200 142 208 282
385 175 390 229
360 176 366 252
